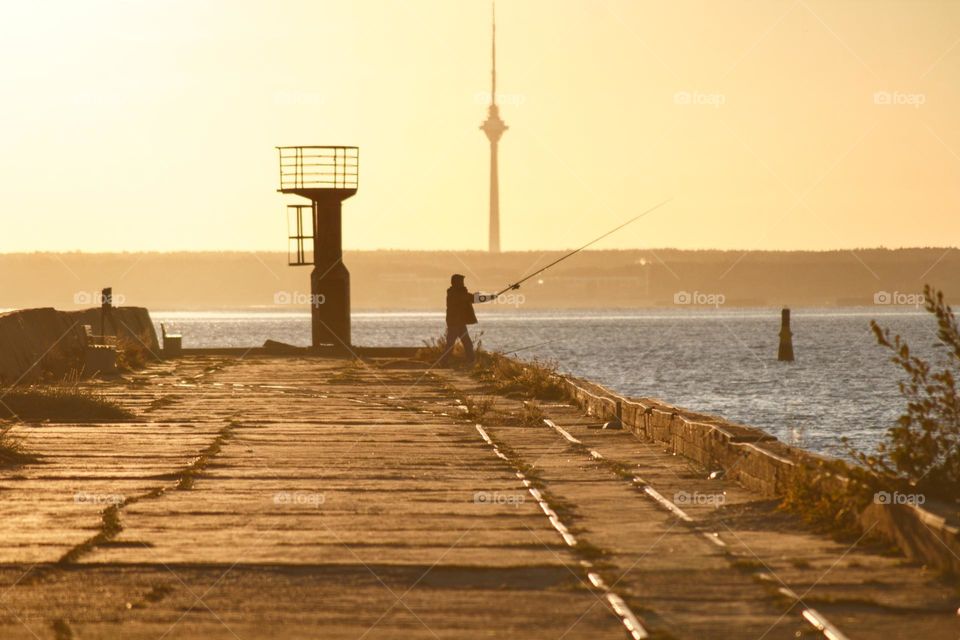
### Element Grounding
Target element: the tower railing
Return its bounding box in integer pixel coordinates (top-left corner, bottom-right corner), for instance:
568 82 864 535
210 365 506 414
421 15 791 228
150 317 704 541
277 146 359 191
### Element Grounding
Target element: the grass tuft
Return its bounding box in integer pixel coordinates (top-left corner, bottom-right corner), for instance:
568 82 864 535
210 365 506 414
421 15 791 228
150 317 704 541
116 331 157 372
472 351 568 401
415 332 485 366
415 334 452 364
0 385 133 421
464 395 494 421
520 401 546 428
0 431 40 467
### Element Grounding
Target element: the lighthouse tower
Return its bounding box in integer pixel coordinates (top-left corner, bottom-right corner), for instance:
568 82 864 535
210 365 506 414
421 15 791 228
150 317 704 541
277 145 358 350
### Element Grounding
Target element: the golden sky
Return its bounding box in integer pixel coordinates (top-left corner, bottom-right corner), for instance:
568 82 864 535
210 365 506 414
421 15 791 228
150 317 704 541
1 0 958 252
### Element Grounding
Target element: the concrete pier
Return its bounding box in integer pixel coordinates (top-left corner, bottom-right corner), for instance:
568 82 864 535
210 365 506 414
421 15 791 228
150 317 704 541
0 356 956 639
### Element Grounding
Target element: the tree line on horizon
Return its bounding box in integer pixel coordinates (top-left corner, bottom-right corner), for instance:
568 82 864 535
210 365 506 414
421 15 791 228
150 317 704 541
1 248 957 311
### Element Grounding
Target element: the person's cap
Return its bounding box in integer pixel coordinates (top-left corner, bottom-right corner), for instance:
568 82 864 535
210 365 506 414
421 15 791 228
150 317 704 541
451 273 466 285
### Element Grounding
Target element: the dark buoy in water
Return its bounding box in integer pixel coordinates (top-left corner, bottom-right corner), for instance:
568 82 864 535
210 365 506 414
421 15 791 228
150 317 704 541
778 308 795 362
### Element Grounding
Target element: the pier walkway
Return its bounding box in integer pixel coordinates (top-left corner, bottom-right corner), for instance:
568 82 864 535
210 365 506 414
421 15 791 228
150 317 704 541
0 356 956 639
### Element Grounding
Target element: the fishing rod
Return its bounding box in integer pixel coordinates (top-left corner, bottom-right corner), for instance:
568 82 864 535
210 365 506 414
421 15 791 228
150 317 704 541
493 198 672 297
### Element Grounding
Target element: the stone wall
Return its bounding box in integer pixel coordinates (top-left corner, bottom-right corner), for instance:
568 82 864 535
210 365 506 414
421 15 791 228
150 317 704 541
0 307 158 384
561 374 960 575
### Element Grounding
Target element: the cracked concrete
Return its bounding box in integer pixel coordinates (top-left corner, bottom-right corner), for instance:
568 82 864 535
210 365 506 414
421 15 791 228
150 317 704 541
0 357 622 639
1 356 957 639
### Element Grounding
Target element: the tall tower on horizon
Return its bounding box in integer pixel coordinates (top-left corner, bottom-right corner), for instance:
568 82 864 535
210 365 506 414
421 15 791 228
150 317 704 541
480 2 507 253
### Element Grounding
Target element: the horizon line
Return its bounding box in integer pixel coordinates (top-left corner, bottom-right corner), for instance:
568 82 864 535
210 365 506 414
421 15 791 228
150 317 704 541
0 246 957 256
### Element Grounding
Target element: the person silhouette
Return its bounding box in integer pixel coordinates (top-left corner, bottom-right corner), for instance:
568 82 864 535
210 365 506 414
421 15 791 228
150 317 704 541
441 274 477 365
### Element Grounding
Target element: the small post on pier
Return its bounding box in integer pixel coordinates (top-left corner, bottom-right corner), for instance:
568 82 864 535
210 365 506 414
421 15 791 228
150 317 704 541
778 308 794 362
603 399 624 430
100 287 113 338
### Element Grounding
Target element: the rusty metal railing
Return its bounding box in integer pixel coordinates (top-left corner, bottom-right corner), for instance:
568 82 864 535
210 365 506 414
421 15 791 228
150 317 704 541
277 146 359 191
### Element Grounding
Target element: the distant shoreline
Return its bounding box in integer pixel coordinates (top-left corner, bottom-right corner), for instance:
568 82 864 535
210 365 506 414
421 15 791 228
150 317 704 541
2 248 955 311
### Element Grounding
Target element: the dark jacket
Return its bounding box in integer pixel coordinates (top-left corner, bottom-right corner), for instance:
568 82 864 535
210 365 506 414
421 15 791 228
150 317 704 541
446 285 478 326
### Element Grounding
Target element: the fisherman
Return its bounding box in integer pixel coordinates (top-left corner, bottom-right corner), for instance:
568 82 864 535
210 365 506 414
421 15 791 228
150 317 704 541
436 199 670 366
442 274 478 365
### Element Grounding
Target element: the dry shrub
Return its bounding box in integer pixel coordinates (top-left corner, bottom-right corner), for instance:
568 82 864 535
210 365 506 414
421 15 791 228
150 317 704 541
0 430 39 467
860 285 960 501
116 331 157 371
472 351 567 401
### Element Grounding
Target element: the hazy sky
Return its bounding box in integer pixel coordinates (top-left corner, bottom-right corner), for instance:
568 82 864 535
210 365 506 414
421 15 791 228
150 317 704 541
1 0 958 252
